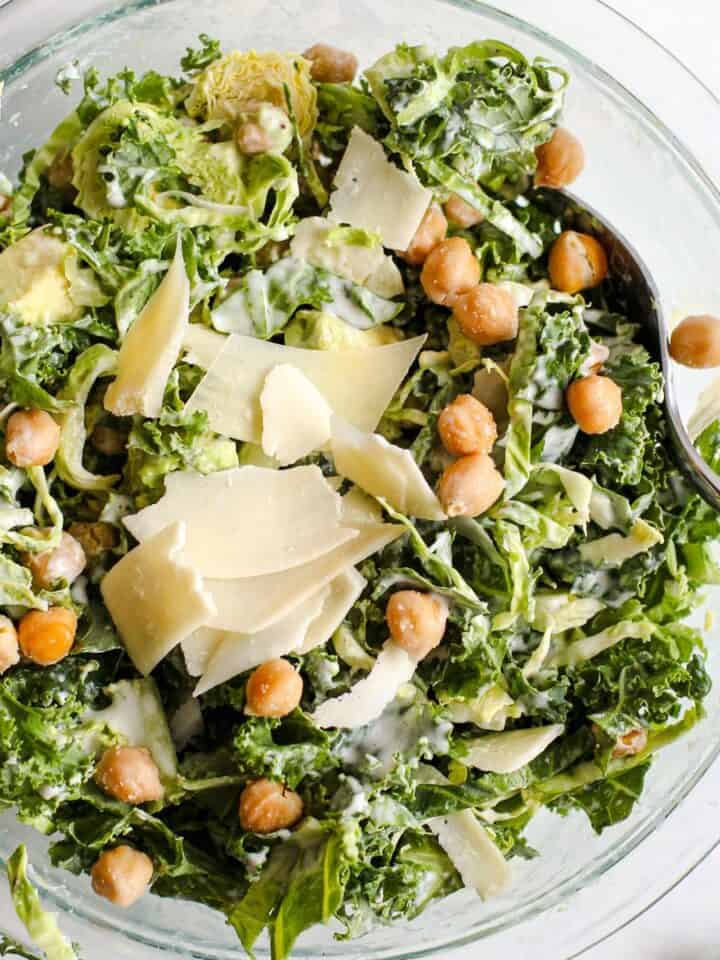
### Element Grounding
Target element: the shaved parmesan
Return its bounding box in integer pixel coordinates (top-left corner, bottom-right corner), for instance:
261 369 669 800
341 486 384 526
105 241 189 418
185 332 425 442
329 128 432 251
183 324 226 369
182 627 223 677
464 724 565 773
312 640 417 729
194 585 330 696
419 764 512 899
124 466 355 579
260 364 332 464
100 522 216 676
428 810 511 900
331 416 445 521
297 567 366 654
579 519 663 567
290 216 404 298
204 522 403 633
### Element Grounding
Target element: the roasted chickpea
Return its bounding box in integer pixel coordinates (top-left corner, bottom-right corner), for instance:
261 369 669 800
68 521 118 560
438 394 497 457
612 728 648 759
669 314 720 369
386 590 448 659
437 453 505 518
239 779 303 834
236 122 272 155
91 846 153 908
0 616 19 675
95 745 164 805
91 424 127 456
421 237 480 306
245 659 303 718
444 193 484 228
453 283 518 346
18 607 77 666
303 43 358 83
534 128 585 189
25 531 86 589
5 409 60 468
566 374 622 435
401 204 448 266
548 230 608 294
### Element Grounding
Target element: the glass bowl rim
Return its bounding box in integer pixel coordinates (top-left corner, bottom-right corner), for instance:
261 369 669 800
2 1 720 957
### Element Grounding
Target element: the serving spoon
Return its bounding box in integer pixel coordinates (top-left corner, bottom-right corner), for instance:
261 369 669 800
532 187 720 512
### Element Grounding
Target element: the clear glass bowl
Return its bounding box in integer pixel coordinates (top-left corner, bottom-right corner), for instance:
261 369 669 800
2 1 720 957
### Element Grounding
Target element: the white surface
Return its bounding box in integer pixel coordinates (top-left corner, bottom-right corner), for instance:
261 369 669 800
1 0 719 957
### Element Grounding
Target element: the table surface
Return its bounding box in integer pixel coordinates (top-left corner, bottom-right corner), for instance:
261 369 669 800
1 0 719 957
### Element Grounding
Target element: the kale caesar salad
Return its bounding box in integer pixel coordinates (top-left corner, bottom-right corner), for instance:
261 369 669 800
1 33 720 960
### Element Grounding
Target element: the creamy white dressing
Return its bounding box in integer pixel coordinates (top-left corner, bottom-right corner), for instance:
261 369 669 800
337 690 451 775
243 847 270 876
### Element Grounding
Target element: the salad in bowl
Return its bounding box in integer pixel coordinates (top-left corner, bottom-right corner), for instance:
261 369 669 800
1 31 720 960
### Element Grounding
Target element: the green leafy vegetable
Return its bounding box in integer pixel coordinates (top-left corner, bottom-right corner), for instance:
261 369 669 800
211 258 402 338
6 846 78 960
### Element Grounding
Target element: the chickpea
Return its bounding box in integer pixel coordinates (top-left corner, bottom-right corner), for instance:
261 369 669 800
95 745 164 805
444 193 484 228
5 409 60 468
612 728 648 759
245 658 303 718
91 424 127 456
18 607 77 666
566 374 622 435
236 122 272 155
669 314 720 369
386 590 448 659
438 394 497 457
437 453 504 518
421 237 480 307
534 128 585 189
453 283 518 346
91 846 153 908
25 531 86 589
401 204 448 266
548 231 608 294
47 150 74 191
68 521 118 560
0 616 19 675
239 779 303 834
303 43 358 84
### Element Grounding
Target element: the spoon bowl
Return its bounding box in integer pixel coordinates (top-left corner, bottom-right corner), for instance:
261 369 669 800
534 187 720 511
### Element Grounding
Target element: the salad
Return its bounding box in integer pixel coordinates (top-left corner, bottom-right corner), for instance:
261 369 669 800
1 33 720 960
